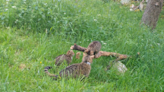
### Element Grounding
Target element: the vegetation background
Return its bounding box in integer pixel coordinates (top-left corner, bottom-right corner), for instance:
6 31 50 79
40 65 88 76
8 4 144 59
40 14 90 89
0 0 164 91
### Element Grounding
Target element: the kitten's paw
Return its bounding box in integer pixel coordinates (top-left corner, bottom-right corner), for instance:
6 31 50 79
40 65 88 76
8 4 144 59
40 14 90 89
70 46 74 50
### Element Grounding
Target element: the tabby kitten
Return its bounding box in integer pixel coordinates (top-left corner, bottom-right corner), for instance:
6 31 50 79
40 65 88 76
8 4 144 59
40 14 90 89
44 53 94 80
84 41 101 55
55 50 74 66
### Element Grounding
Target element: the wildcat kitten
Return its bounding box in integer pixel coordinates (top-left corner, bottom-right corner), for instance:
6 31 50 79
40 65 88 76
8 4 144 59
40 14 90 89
44 53 94 80
76 52 81 59
84 41 101 55
55 50 74 66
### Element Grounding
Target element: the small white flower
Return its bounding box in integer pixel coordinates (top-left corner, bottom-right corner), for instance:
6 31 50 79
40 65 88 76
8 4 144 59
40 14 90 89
15 19 18 23
12 6 17 9
157 43 160 46
97 14 101 16
94 19 97 22
64 12 66 15
101 41 106 45
103 43 107 45
7 27 10 29
44 3 47 6
130 9 133 11
6 0 9 1
5 9 8 11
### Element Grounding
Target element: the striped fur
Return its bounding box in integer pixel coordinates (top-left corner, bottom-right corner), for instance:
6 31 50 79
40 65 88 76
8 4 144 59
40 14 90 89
84 41 101 55
44 53 94 80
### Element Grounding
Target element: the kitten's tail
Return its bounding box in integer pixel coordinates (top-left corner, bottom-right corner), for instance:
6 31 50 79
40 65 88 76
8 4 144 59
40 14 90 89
44 66 58 80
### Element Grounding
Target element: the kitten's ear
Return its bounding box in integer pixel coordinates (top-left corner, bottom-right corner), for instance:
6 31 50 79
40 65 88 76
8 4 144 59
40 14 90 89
78 52 81 55
83 52 87 57
76 52 81 55
67 50 71 55
90 55 95 59
76 52 80 59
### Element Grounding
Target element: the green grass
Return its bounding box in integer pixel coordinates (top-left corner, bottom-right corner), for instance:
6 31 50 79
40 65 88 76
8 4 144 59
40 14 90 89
0 0 164 91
